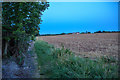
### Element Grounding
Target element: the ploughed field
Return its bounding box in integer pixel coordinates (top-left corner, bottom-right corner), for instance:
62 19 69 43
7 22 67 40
38 33 119 59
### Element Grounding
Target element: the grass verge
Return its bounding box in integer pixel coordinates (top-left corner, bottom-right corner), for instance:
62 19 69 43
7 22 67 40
34 40 118 78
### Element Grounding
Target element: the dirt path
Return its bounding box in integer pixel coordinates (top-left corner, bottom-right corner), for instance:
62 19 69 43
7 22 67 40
2 42 40 78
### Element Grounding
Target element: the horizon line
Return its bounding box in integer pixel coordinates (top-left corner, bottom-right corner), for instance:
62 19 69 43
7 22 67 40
40 30 120 35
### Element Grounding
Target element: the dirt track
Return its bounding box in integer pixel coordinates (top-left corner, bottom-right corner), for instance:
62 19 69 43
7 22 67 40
2 42 40 78
38 33 119 58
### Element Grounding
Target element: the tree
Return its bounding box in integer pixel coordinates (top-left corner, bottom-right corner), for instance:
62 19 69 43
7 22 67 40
61 33 65 35
2 2 49 59
94 31 102 33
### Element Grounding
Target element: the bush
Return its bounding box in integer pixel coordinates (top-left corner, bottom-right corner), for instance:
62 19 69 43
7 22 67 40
100 55 117 63
34 40 118 78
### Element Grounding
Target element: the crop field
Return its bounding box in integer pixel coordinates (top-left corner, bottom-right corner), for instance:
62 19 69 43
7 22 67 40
37 33 119 59
35 33 119 78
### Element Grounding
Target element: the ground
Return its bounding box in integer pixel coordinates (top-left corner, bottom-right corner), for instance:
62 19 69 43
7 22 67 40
2 42 40 78
38 33 119 59
2 33 119 78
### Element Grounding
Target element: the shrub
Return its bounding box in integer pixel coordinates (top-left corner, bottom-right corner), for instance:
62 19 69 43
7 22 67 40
34 40 118 78
100 55 117 63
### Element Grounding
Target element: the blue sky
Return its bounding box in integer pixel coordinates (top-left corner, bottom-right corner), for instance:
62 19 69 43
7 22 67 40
39 2 118 34
47 0 119 2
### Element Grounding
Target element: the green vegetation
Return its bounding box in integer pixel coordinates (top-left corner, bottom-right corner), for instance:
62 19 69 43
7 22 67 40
40 31 120 36
2 2 49 64
94 31 120 33
40 33 67 36
34 40 118 78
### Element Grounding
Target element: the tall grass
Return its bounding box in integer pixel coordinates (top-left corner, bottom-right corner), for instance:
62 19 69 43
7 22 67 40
34 40 118 78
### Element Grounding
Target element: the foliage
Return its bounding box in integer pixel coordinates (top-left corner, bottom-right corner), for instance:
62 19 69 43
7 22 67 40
100 55 117 63
94 31 120 33
34 40 118 78
60 33 66 35
2 2 49 64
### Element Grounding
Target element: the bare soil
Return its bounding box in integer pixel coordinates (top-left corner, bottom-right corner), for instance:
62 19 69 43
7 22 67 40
2 42 40 78
38 33 119 59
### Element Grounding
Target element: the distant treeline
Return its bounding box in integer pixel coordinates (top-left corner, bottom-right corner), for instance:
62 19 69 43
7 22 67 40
94 31 120 33
40 31 120 36
40 33 66 36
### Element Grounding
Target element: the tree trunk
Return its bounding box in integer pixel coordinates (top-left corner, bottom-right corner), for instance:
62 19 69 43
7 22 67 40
4 42 8 55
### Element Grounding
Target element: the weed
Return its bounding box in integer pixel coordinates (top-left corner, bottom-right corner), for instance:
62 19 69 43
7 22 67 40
100 55 117 63
34 40 118 78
